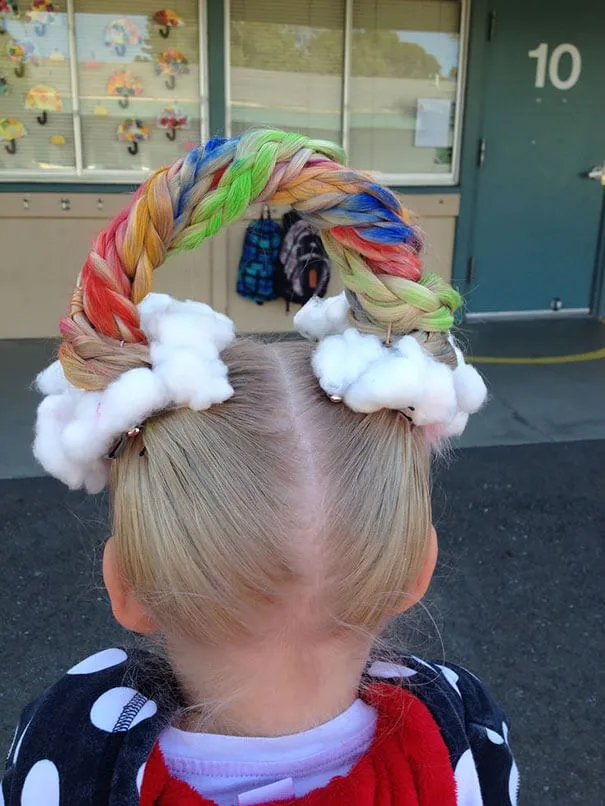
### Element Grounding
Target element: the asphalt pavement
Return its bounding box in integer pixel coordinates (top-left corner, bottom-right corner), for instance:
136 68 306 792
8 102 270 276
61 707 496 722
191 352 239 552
1 439 603 805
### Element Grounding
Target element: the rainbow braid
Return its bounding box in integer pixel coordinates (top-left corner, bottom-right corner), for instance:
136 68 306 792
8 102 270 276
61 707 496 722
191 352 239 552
59 129 461 391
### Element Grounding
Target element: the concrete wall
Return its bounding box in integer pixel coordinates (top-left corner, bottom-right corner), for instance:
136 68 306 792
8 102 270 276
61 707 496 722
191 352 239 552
0 191 459 338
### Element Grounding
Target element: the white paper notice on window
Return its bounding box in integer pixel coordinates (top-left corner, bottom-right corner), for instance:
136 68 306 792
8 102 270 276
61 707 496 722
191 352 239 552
414 98 452 148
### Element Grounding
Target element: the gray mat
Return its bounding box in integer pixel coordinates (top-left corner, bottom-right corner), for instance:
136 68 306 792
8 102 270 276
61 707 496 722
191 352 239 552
1 440 603 804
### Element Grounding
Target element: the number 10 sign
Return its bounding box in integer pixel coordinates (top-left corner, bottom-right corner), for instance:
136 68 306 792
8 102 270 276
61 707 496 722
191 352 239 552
528 43 582 90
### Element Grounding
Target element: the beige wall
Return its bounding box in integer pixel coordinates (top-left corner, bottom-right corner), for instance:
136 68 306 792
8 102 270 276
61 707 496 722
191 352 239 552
0 191 459 338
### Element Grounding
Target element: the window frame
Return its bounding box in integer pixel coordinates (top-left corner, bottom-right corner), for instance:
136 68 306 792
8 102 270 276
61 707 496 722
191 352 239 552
0 0 209 183
225 0 470 187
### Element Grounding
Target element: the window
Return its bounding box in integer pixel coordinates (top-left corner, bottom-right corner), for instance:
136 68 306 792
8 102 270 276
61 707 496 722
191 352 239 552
227 0 467 185
0 0 206 181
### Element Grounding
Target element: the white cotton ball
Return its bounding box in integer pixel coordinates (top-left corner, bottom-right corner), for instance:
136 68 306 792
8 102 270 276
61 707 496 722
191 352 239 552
178 301 236 351
150 339 219 368
453 363 487 414
36 360 69 395
156 310 235 353
294 293 349 341
344 354 424 414
61 391 107 462
62 418 107 464
138 293 175 340
178 299 215 317
154 350 233 410
97 368 169 439
413 359 457 426
83 461 110 495
439 410 469 438
395 334 426 363
312 329 384 397
33 397 90 490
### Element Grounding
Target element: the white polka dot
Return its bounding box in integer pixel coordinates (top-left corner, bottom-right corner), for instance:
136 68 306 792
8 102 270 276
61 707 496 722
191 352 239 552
13 720 32 764
67 648 127 675
90 687 157 733
130 701 158 728
502 720 509 743
6 724 19 760
21 759 60 806
368 661 417 679
437 664 462 697
454 749 483 806
411 655 436 671
486 727 504 744
136 762 146 794
509 760 520 805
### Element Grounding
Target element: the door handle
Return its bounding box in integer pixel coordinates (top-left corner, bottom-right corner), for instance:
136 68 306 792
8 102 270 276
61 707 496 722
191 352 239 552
586 163 605 182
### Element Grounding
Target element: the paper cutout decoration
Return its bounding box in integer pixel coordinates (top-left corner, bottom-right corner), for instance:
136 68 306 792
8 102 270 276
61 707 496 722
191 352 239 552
25 84 62 125
25 0 56 36
0 116 26 153
0 75 8 95
107 70 143 109
0 0 17 35
93 104 108 116
105 18 142 57
83 52 101 70
7 38 39 77
50 134 65 146
153 9 184 39
157 105 189 141
182 139 196 153
155 48 189 90
49 48 65 62
117 118 149 155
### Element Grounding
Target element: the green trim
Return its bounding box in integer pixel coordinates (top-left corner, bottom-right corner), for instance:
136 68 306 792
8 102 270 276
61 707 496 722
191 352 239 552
0 183 138 194
207 0 227 137
451 0 488 294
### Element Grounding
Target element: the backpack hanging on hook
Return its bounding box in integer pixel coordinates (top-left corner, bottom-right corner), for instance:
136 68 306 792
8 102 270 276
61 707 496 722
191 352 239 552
275 211 331 312
236 205 283 304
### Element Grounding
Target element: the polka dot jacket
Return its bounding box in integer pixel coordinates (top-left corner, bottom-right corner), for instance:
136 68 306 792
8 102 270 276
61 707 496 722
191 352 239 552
1 648 519 805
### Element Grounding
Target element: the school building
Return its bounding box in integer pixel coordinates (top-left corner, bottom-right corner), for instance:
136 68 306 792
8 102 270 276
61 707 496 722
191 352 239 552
0 0 603 338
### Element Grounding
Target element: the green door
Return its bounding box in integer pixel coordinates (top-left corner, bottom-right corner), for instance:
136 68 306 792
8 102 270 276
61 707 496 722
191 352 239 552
468 0 605 314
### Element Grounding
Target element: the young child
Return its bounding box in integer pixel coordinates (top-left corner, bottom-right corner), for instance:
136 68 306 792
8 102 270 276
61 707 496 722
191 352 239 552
2 130 518 805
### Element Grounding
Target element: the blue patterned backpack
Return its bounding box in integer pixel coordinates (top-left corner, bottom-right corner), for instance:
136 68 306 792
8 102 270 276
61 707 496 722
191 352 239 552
236 208 283 304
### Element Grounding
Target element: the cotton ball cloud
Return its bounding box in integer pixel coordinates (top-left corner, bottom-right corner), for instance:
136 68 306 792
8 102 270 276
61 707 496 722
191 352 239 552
36 360 69 395
413 358 457 426
453 363 487 414
34 393 96 491
312 329 383 397
153 349 233 410
97 368 170 440
294 293 349 341
344 353 424 413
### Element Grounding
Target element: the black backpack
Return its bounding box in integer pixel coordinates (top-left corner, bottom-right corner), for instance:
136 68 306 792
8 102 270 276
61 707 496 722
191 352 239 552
275 211 331 311
236 208 283 305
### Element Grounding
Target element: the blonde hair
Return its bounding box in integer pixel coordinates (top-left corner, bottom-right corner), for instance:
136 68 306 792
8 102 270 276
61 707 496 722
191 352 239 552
111 338 433 647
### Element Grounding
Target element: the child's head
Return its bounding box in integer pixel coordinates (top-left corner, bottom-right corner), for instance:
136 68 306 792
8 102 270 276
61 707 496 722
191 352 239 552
106 339 435 647
33 129 485 680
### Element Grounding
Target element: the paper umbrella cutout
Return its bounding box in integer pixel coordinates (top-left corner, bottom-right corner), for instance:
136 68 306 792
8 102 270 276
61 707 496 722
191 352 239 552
25 84 62 124
25 0 56 36
117 118 148 155
153 9 184 38
0 1 17 35
157 105 189 140
155 49 188 90
0 116 26 153
7 38 39 77
107 70 143 109
104 18 142 57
